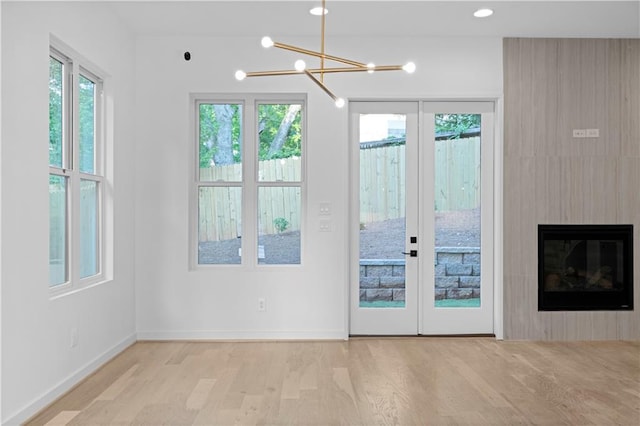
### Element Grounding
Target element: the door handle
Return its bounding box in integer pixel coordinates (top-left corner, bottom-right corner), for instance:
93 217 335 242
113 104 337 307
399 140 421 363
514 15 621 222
402 250 418 257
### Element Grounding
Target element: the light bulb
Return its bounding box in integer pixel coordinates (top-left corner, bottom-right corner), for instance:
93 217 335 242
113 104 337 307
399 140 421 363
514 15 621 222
367 63 375 74
310 7 328 16
402 62 416 74
235 70 246 81
261 36 274 48
473 8 493 18
335 98 345 108
294 60 306 71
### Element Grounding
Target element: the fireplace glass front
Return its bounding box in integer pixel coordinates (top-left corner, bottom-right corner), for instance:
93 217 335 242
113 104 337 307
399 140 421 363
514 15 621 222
538 224 634 311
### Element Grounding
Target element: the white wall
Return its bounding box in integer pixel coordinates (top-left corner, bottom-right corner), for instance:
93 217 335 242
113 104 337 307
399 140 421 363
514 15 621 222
134 35 503 339
1 2 136 423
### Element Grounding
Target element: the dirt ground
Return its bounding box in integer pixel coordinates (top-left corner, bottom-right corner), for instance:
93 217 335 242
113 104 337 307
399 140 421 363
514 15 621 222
359 208 481 258
199 208 480 263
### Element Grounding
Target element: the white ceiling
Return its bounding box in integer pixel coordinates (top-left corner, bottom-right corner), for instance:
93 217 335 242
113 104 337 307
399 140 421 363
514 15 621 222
109 0 640 38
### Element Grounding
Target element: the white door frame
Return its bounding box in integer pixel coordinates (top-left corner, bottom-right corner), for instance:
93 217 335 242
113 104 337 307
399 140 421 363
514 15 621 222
420 101 495 335
348 99 502 337
349 101 420 335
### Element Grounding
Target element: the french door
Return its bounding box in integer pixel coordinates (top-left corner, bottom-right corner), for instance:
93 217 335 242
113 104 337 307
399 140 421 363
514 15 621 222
349 101 494 335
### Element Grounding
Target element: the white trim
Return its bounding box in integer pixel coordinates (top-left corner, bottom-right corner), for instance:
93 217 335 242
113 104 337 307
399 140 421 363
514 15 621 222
421 103 495 335
189 94 307 269
137 330 347 341
0 2 3 419
348 98 502 337
48 37 109 297
493 97 505 340
50 34 109 82
3 334 137 426
348 101 420 335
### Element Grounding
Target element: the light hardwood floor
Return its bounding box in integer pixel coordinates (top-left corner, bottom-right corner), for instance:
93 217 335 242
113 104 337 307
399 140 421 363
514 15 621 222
28 338 639 425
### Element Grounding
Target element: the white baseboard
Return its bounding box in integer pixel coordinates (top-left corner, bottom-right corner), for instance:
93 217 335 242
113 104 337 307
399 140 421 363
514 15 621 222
4 333 137 426
137 329 348 341
4 330 347 425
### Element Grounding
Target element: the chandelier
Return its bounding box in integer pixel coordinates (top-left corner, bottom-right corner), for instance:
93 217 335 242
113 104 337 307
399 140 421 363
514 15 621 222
234 0 416 107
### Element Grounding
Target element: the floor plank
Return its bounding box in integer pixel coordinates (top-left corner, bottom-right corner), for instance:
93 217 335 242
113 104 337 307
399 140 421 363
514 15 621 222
26 338 640 425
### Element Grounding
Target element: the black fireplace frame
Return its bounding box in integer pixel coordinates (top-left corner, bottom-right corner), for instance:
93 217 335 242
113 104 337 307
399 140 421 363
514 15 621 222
538 224 634 311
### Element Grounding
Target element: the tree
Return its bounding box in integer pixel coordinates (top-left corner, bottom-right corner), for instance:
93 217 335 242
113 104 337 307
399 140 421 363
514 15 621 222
198 103 302 168
258 104 302 160
266 104 301 158
78 76 95 172
435 114 480 139
212 104 236 165
199 104 241 167
49 58 63 168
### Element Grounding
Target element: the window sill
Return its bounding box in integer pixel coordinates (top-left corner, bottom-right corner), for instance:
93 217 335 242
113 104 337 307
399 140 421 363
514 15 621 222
49 276 112 300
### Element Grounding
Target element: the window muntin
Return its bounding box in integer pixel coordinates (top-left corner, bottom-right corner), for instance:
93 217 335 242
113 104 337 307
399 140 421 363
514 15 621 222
194 96 305 267
49 44 105 290
197 102 243 265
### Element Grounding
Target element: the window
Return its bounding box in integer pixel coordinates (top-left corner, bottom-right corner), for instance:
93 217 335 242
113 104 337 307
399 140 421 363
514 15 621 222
194 96 304 266
49 45 105 290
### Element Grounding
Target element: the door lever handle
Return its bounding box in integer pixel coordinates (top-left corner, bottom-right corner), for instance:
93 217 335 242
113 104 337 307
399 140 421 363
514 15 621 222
402 250 418 257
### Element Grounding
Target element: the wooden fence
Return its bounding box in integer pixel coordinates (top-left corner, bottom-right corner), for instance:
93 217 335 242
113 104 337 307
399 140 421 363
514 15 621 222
198 158 302 242
359 144 406 223
433 136 481 212
198 138 480 242
359 136 481 222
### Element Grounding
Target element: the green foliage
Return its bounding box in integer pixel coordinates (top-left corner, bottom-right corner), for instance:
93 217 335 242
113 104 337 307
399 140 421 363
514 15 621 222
49 57 63 168
78 75 95 173
435 114 481 139
258 104 301 160
199 104 241 166
273 217 289 233
49 59 97 172
198 103 302 167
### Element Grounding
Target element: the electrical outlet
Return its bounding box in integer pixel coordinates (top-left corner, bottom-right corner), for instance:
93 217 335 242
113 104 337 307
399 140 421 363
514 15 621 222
572 129 586 138
586 128 600 138
258 298 266 312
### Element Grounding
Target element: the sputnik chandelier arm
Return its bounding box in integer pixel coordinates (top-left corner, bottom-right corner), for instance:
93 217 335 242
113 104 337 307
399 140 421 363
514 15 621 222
304 70 344 108
234 0 416 108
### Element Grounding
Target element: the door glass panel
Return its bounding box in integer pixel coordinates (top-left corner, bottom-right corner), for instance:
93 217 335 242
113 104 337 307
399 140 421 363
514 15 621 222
434 114 481 307
359 114 406 308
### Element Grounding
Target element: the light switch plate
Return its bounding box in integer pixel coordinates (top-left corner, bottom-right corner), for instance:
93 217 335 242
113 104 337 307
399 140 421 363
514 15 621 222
319 220 332 232
319 202 332 216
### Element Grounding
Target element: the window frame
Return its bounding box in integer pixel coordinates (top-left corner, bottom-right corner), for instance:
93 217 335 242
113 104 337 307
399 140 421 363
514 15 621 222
190 93 307 269
49 40 107 296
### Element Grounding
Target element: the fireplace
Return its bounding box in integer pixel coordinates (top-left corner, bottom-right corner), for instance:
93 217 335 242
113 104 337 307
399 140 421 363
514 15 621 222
538 225 634 311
